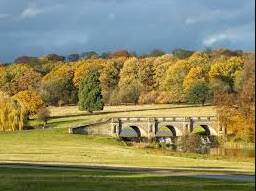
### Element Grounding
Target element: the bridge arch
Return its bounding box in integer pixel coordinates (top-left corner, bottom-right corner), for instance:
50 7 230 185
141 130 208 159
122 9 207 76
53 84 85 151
194 125 218 136
119 125 148 138
156 125 183 137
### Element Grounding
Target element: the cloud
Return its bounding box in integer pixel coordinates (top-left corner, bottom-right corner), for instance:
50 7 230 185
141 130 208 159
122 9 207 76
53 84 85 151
0 0 254 62
21 6 44 18
203 23 255 47
203 34 230 46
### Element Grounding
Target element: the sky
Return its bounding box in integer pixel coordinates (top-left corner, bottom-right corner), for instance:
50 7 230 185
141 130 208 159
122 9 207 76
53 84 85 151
0 0 255 63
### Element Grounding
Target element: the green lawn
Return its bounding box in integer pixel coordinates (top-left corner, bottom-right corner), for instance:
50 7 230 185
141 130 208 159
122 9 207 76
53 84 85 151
0 168 254 191
0 129 254 173
30 104 216 128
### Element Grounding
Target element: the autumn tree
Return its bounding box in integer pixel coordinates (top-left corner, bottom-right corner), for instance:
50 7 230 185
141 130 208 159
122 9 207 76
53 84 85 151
188 52 210 66
0 64 37 95
153 54 176 90
15 70 42 92
100 58 126 103
0 91 27 131
78 69 104 112
41 64 78 106
118 58 140 87
73 59 103 87
117 80 142 105
138 57 156 91
40 54 66 62
209 56 244 92
183 66 208 92
110 50 131 58
14 56 39 64
165 60 191 103
214 54 255 142
13 90 44 116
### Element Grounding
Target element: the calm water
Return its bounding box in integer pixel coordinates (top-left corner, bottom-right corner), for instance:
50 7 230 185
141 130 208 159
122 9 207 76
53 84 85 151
209 147 255 159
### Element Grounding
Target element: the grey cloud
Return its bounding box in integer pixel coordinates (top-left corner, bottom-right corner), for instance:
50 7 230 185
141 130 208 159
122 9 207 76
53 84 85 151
0 0 255 62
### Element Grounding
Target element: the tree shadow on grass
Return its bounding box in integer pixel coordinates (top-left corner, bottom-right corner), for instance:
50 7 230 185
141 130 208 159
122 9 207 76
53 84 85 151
0 167 254 191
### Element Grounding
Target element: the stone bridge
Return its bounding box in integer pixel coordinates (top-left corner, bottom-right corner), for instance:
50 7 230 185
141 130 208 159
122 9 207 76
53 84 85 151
71 116 225 138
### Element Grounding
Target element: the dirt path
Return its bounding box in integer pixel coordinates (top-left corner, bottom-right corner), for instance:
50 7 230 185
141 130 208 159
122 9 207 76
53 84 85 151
0 164 255 182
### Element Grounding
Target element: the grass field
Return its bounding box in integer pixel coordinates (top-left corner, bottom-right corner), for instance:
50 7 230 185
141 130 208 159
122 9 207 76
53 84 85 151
0 104 254 191
0 129 254 173
30 104 216 128
0 168 255 191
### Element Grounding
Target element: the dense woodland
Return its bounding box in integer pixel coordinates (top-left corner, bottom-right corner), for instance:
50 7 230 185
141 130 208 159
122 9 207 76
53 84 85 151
0 48 255 143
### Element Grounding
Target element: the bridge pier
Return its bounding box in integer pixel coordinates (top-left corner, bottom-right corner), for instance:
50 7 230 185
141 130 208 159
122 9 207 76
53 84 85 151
111 118 121 137
148 118 157 139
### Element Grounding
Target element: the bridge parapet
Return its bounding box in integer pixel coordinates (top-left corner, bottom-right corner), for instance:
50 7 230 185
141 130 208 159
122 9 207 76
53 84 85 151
114 116 217 122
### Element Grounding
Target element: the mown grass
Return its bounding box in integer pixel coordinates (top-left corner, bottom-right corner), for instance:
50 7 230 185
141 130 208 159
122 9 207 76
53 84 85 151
30 104 216 128
0 129 254 173
0 168 254 191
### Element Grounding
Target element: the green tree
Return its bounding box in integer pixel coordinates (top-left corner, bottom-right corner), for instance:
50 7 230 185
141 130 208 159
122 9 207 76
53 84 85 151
80 51 98 60
78 69 104 112
187 82 212 106
41 76 78 106
149 49 166 57
172 49 194 59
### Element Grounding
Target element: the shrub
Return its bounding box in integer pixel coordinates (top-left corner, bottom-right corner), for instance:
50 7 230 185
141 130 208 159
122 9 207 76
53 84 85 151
180 134 202 153
37 107 51 128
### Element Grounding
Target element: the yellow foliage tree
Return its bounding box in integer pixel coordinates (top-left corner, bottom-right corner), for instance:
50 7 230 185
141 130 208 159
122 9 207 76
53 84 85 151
153 54 176 90
188 52 210 66
118 57 140 87
209 57 244 90
73 59 104 87
13 90 44 115
183 66 208 92
165 60 191 103
0 91 26 131
42 64 74 82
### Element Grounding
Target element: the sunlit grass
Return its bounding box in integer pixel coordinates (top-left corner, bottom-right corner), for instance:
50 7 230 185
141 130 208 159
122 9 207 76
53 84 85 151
30 104 216 128
0 129 254 173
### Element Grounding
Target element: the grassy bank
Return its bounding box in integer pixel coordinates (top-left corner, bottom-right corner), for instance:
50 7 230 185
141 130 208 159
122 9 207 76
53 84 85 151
0 168 254 191
0 129 254 173
29 104 216 128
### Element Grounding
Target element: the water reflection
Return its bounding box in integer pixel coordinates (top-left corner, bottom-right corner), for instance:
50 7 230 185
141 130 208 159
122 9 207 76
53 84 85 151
210 147 255 159
156 137 255 159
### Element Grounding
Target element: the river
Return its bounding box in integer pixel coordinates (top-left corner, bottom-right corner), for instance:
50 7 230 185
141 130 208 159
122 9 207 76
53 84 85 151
209 147 255 159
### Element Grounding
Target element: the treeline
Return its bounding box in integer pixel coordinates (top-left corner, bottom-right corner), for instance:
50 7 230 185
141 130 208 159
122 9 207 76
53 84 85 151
0 48 255 142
